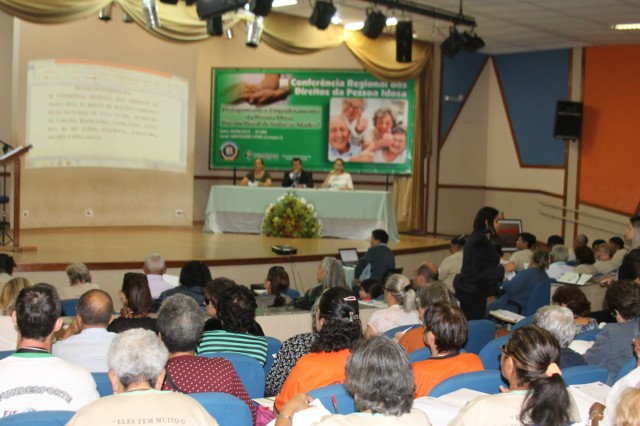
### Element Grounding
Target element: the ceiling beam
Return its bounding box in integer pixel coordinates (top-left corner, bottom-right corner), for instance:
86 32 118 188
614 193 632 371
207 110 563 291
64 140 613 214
353 0 476 27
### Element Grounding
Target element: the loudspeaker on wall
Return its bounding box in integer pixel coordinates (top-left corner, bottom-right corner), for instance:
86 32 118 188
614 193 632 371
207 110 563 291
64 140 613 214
396 21 412 63
553 101 583 140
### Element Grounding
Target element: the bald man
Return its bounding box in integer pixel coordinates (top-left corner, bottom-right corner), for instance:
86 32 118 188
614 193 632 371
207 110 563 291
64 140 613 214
412 261 439 294
52 289 116 372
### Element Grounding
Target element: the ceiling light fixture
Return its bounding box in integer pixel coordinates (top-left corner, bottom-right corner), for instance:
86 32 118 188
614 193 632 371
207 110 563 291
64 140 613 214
612 23 640 30
246 15 265 47
362 8 387 39
309 0 336 30
249 0 273 17
352 0 475 27
141 0 161 29
206 15 224 35
345 21 365 31
98 5 112 21
272 0 297 6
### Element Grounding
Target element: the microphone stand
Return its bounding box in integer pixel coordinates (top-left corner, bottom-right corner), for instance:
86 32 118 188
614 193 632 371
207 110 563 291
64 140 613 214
0 142 13 245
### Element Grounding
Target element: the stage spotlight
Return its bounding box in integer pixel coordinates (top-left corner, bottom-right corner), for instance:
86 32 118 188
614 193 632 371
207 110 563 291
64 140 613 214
362 9 386 39
250 0 273 17
141 0 161 29
441 27 464 58
246 15 265 47
309 0 336 30
98 5 112 21
462 31 485 51
159 0 178 4
122 12 135 23
206 15 223 35
226 27 234 39
396 20 412 63
196 0 248 20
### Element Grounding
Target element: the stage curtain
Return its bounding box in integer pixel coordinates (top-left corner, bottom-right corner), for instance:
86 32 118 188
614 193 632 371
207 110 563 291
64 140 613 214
262 13 344 54
0 0 112 23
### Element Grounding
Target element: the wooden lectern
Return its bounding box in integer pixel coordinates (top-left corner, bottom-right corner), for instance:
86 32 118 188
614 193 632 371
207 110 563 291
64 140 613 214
0 145 36 252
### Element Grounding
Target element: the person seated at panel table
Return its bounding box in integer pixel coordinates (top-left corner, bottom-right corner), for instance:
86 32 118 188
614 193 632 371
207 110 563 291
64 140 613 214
373 124 408 164
413 301 484 397
327 116 374 163
448 325 581 426
240 157 272 187
321 158 354 190
282 157 313 188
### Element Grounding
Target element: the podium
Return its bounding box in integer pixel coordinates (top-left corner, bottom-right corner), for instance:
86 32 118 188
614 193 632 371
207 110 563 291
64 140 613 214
0 145 35 252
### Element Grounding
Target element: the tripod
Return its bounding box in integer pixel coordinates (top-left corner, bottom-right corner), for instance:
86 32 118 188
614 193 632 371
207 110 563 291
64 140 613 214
0 144 13 246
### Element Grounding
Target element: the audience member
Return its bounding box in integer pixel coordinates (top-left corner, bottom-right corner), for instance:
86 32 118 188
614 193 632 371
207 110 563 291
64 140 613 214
584 280 640 384
153 260 211 311
615 388 640 426
66 329 217 425
449 325 580 426
551 285 598 335
592 239 606 252
240 157 272 187
282 157 313 188
108 273 156 333
487 249 550 315
0 283 98 416
202 277 264 335
594 243 617 274
53 289 116 372
413 302 484 396
196 285 268 364
321 158 354 189
275 336 429 426
547 245 573 279
454 206 512 320
358 278 382 301
157 294 256 420
0 277 31 350
365 274 419 337
354 229 395 286
142 253 175 299
398 281 451 354
618 213 640 283
274 287 362 412
508 232 537 271
547 234 564 249
61 262 99 299
609 236 627 269
0 254 15 291
306 257 349 300
258 265 291 308
534 305 585 368
569 234 589 263
438 235 465 293
573 245 598 274
411 261 439 294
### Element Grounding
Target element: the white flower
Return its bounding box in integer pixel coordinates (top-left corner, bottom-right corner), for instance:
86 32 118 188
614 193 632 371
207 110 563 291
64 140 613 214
299 197 307 204
277 195 285 202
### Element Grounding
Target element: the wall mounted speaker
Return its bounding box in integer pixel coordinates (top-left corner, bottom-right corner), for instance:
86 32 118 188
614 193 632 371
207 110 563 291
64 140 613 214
553 101 582 140
396 21 412 63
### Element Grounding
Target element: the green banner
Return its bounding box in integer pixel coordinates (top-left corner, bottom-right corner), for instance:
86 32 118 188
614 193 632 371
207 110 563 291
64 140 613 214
210 69 415 175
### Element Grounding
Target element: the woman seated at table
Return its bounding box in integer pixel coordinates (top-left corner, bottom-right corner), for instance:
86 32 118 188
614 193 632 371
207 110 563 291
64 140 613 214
450 325 580 426
551 284 598 334
274 287 362 412
275 336 430 426
108 273 156 333
365 274 420 337
321 159 353 191
240 157 272 187
258 266 291 308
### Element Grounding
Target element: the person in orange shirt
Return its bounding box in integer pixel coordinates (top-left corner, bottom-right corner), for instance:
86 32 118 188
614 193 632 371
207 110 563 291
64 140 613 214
413 302 484 397
274 287 363 412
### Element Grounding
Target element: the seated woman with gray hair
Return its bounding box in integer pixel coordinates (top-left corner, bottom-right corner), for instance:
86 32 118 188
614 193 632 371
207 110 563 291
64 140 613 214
305 257 349 301
534 305 585 368
365 274 419 337
66 328 217 425
275 336 430 425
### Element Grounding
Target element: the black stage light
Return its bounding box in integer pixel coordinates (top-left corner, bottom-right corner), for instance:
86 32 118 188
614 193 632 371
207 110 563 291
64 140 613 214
207 15 224 35
441 27 464 58
159 0 179 4
462 32 485 51
196 0 247 19
309 0 336 30
362 9 386 39
396 20 412 63
250 0 274 17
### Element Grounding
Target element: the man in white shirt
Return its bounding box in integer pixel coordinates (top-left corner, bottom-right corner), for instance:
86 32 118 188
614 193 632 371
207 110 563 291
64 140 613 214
142 253 175 299
52 289 116 372
507 232 536 271
547 245 574 279
0 283 98 417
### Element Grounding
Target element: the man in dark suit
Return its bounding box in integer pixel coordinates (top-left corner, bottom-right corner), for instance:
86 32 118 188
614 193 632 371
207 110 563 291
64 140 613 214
282 157 313 188
354 229 395 286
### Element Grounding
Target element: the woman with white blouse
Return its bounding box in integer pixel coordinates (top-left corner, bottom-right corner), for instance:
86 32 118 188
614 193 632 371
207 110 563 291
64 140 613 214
321 158 353 190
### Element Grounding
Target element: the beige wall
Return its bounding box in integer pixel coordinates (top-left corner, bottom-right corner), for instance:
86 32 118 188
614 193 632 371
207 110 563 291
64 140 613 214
0 13 14 143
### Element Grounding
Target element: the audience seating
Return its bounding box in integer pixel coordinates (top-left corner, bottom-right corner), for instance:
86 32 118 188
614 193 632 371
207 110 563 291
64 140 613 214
91 372 113 397
409 347 432 363
428 370 507 397
61 299 78 316
563 365 609 386
383 324 420 339
189 392 253 426
615 358 637 383
285 288 301 300
511 314 535 331
264 336 282 375
308 384 355 415
573 328 601 341
0 350 14 360
478 334 509 370
0 410 75 425
521 279 552 317
464 320 496 354
199 352 265 399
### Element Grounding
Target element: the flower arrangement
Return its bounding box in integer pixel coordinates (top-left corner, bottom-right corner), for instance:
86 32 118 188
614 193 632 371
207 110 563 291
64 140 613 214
261 193 321 238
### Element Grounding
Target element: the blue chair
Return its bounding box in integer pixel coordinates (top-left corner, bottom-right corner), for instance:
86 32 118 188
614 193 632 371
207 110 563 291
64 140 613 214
199 352 265 399
522 279 552 317
574 328 601 341
91 371 113 397
615 358 637 383
428 370 507 397
563 365 609 385
464 320 496 354
511 314 535 331
285 288 301 299
478 334 509 370
308 384 355 415
189 392 253 426
264 336 283 375
409 347 432 363
61 299 78 316
0 350 14 360
0 411 75 425
383 324 420 339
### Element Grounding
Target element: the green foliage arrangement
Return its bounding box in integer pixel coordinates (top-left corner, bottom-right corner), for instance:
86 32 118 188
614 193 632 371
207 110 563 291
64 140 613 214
261 193 321 238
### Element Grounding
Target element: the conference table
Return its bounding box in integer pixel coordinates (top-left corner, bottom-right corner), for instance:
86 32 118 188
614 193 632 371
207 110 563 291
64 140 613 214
204 186 400 242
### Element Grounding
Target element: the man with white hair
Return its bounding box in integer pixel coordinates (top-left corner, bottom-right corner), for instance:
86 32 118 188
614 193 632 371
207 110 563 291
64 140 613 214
143 253 175 299
547 245 573 279
61 262 100 299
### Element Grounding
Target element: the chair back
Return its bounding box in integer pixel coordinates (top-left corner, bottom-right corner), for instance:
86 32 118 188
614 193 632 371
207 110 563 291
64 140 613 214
61 299 78 317
0 411 75 425
91 371 114 397
285 288 301 300
563 365 609 386
574 328 601 341
189 392 253 426
478 334 509 370
383 324 420 339
0 350 14 360
264 336 283 375
464 320 496 354
308 384 355 415
409 347 432 363
511 314 535 331
199 352 265 399
428 370 507 397
522 279 552 317
615 358 637 383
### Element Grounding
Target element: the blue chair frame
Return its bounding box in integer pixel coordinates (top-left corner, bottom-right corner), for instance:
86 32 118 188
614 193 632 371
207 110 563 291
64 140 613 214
264 336 282 375
91 371 113 397
409 346 432 363
511 314 535 331
428 370 507 397
61 299 78 317
563 365 609 386
0 350 14 360
615 358 637 383
199 352 265 399
0 411 75 425
464 319 496 354
574 328 601 341
308 384 355 415
478 334 509 370
189 392 253 426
